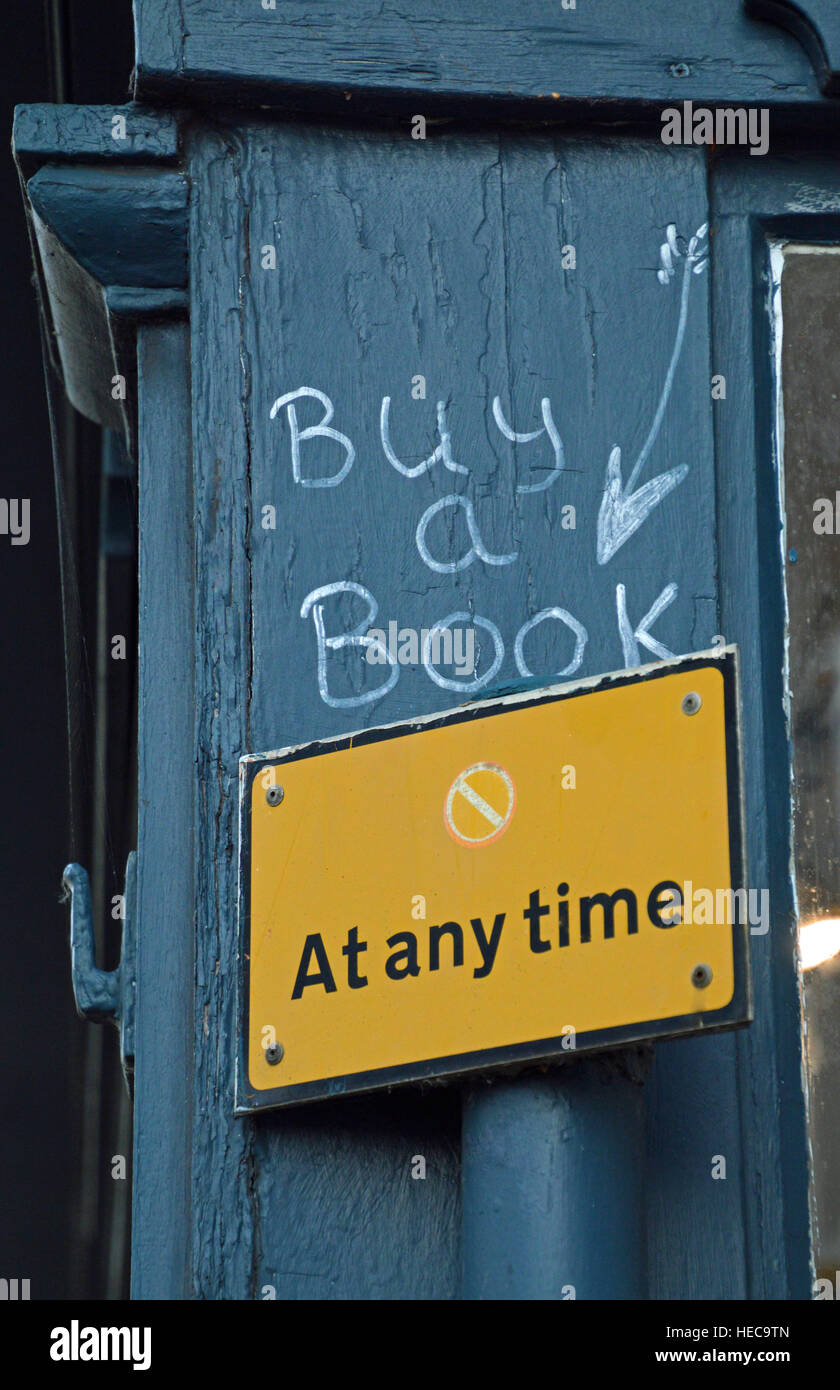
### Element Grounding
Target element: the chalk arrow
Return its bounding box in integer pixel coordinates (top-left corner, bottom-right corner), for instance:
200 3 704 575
596 446 688 566
595 221 707 565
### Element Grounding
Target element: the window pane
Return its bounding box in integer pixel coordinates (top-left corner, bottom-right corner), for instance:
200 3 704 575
778 244 840 1281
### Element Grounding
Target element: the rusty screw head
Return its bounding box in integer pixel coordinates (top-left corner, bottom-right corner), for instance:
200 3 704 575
692 963 713 989
681 692 702 716
266 785 284 806
265 1042 284 1065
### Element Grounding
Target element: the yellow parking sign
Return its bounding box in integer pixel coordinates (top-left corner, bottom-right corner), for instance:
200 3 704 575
237 649 750 1111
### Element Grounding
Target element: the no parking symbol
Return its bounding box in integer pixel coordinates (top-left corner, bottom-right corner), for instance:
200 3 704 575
444 762 516 847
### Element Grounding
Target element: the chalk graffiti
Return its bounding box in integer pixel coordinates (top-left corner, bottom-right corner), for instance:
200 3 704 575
616 581 679 666
270 387 355 487
415 495 518 574
596 223 708 564
492 397 565 493
279 225 706 708
380 397 468 477
422 612 504 693
514 608 588 680
299 579 677 704
299 581 398 708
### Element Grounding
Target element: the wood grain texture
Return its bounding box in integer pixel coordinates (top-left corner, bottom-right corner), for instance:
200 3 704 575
748 0 840 94
181 119 769 1298
240 128 715 733
13 104 180 180
706 150 835 1298
189 123 463 1299
134 322 195 1298
132 0 823 111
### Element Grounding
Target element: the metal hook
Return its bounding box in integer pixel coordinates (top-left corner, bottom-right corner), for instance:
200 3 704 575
63 862 120 1024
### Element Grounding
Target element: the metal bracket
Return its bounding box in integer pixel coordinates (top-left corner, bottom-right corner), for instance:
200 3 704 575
63 854 137 1089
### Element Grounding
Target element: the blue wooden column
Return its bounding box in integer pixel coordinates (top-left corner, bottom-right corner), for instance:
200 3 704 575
181 123 722 1299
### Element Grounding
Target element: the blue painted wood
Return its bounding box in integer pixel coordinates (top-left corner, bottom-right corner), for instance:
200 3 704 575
12 104 180 179
705 150 840 1297
182 121 756 1298
132 322 194 1299
243 129 714 731
188 124 463 1297
646 1032 749 1296
26 165 187 289
132 0 823 111
748 0 840 94
642 152 824 1292
16 124 189 438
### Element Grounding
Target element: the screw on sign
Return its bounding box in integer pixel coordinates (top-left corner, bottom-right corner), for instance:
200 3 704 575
444 762 516 848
